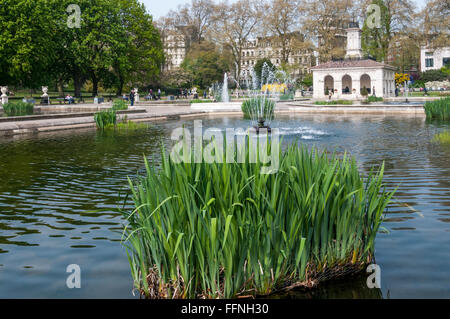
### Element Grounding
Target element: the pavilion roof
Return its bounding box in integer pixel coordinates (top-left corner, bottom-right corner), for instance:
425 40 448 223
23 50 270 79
311 59 396 70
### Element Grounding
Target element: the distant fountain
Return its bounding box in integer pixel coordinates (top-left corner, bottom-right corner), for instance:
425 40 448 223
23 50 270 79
242 63 291 133
222 73 229 103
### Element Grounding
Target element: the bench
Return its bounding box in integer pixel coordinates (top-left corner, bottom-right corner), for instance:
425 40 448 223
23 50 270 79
94 97 105 104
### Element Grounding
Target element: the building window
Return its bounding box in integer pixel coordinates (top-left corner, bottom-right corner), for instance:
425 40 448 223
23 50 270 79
425 52 433 56
443 57 450 66
425 58 434 67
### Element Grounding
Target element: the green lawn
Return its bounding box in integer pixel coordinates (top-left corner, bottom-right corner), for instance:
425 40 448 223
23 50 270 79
408 91 450 97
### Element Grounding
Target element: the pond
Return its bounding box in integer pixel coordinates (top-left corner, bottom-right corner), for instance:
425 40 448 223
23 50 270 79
0 114 449 298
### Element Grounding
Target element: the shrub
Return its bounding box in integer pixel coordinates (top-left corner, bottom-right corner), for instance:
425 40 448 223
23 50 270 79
2 101 34 116
424 97 450 121
367 96 383 102
241 97 275 120
112 99 128 111
94 109 117 129
121 139 395 299
279 93 294 101
360 86 368 96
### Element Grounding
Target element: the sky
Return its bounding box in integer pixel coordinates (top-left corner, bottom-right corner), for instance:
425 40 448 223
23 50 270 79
140 0 427 20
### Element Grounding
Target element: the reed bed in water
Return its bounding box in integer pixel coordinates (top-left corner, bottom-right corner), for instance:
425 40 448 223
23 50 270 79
121 138 395 298
424 97 450 121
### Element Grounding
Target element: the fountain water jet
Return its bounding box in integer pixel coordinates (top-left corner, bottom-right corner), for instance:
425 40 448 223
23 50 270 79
222 73 229 103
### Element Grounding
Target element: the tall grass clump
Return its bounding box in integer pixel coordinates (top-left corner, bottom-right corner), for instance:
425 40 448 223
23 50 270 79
2 101 34 116
424 97 450 121
112 99 128 111
122 138 395 299
367 96 383 103
241 97 275 120
94 109 116 129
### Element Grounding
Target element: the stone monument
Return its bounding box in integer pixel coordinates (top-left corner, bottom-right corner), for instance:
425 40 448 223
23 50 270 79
1 86 8 106
134 88 139 103
41 86 49 104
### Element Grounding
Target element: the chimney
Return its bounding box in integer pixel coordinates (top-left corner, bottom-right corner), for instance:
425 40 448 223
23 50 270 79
345 22 363 59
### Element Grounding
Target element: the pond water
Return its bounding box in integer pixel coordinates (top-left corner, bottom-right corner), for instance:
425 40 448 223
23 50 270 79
0 114 449 298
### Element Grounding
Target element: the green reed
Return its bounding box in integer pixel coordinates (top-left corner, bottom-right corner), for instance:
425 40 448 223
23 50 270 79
424 97 450 121
241 97 275 120
121 138 395 298
2 101 34 116
94 109 117 129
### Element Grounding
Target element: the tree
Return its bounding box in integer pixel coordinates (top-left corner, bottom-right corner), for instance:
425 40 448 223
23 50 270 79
174 0 215 44
209 0 262 83
0 0 164 97
111 0 164 95
420 0 450 48
302 0 357 62
262 0 302 64
253 58 275 78
0 0 60 88
181 41 231 88
395 72 409 85
300 73 313 87
388 32 420 73
360 0 415 62
161 68 194 88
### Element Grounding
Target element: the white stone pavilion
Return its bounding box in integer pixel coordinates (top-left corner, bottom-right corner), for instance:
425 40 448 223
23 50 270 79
312 23 396 100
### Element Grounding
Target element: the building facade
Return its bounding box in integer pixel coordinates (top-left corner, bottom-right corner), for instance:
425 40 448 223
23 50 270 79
312 25 396 99
162 29 187 72
420 46 450 72
239 34 315 85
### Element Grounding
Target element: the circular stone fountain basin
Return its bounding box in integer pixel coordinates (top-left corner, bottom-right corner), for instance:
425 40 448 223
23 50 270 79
191 102 243 112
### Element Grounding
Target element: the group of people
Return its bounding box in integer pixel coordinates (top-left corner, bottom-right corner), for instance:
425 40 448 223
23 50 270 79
145 88 161 101
121 88 162 106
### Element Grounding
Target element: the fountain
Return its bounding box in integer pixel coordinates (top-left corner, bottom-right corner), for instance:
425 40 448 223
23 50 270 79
222 73 229 103
190 63 291 117
241 63 289 133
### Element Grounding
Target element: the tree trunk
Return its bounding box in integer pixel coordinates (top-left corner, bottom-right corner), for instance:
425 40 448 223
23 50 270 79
73 74 82 98
116 75 124 96
92 74 99 97
57 78 64 96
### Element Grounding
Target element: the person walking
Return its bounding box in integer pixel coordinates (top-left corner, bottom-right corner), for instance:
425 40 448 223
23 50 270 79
149 89 153 100
129 89 135 106
157 88 161 100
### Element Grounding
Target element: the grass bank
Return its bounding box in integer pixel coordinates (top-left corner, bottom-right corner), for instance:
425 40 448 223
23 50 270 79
121 139 395 299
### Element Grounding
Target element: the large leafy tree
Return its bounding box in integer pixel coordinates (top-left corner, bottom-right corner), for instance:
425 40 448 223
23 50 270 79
361 0 415 62
181 41 231 88
111 0 164 95
0 0 59 88
0 0 164 97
